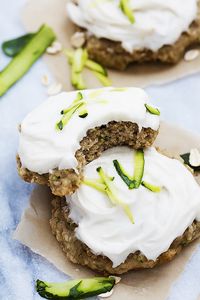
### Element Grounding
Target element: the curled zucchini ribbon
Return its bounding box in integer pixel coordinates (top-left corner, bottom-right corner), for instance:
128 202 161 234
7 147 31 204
64 48 111 90
113 150 161 192
113 149 144 189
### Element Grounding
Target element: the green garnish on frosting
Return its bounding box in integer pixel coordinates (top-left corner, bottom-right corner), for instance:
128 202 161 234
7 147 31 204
61 92 83 114
141 181 161 193
145 104 160 116
96 166 134 223
111 88 127 92
114 150 161 192
64 48 111 90
119 0 135 24
133 149 145 188
78 103 88 118
56 92 88 130
83 167 134 223
83 179 107 193
113 149 144 189
56 102 84 130
113 160 135 189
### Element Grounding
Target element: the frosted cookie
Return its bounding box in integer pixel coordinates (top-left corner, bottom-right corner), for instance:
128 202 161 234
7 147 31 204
67 0 200 70
17 87 159 196
50 147 200 274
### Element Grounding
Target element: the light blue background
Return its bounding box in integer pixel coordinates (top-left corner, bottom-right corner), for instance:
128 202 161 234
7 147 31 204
0 1 200 299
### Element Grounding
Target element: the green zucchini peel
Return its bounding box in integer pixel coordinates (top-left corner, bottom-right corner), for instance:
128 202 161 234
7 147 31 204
64 48 111 89
56 92 87 130
142 181 161 193
0 24 56 97
92 71 112 87
85 59 107 76
36 276 115 299
97 166 134 223
114 150 161 193
2 33 35 57
113 150 144 189
145 104 160 116
83 179 107 193
113 160 135 189
133 149 145 188
119 0 135 24
56 102 83 130
78 103 88 118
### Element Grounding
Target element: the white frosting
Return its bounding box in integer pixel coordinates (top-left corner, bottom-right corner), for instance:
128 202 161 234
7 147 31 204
68 147 200 267
67 0 198 52
18 87 159 174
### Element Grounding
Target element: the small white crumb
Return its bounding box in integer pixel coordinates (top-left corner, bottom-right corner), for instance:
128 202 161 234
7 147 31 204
184 49 200 62
109 276 121 284
189 148 200 167
41 74 50 86
47 82 62 96
46 41 62 54
98 289 114 298
70 32 85 48
75 268 80 272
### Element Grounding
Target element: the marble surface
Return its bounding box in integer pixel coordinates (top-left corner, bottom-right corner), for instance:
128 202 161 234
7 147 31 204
0 0 200 299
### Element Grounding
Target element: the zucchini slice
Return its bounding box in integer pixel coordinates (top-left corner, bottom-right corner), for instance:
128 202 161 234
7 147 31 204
36 277 115 299
0 24 56 97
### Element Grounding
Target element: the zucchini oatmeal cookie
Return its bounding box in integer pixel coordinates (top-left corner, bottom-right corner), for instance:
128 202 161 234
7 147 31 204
17 87 160 196
50 147 200 275
67 0 200 70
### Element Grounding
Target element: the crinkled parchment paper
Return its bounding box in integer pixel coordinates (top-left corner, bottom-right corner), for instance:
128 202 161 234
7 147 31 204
14 121 200 300
21 0 200 90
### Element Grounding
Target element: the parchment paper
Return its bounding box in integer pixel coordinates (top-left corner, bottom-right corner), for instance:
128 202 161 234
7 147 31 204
13 121 200 300
21 0 200 90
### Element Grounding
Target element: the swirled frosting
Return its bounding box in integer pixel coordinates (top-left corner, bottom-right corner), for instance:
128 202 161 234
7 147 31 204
67 0 198 52
18 87 159 174
68 147 200 267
